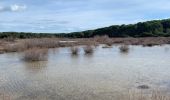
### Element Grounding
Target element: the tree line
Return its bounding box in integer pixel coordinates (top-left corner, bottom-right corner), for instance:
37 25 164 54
1 18 170 39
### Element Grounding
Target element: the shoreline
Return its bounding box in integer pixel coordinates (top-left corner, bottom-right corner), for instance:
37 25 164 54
0 37 170 54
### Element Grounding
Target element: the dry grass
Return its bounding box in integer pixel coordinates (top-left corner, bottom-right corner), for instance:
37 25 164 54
4 43 26 52
2 38 75 53
3 37 16 42
24 38 60 49
1 37 170 53
94 35 110 43
84 45 94 54
70 47 79 55
119 45 129 53
23 48 48 61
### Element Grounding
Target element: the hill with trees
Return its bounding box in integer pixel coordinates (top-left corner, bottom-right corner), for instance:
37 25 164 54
1 18 170 38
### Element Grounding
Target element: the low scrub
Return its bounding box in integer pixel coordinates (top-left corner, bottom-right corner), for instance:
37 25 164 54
84 45 94 54
23 48 48 61
4 43 26 52
24 38 59 49
3 37 16 42
119 45 129 53
70 47 79 55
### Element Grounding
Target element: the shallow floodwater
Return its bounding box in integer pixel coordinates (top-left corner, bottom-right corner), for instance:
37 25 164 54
0 45 170 100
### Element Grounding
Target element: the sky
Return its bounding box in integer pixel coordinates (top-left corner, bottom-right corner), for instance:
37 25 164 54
1 0 170 33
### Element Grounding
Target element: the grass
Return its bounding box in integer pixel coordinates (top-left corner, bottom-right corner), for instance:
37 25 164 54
2 38 76 53
119 45 129 53
84 45 94 54
24 38 60 49
4 43 26 52
70 47 79 55
1 37 170 54
23 48 48 61
3 37 16 42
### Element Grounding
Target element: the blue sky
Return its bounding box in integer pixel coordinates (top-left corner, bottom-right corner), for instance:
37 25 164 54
1 0 170 33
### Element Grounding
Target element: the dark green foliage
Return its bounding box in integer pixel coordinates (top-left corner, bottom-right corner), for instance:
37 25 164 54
0 32 56 39
1 18 170 39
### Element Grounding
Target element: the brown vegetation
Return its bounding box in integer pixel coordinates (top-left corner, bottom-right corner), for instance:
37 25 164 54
4 43 26 52
23 38 59 48
70 47 79 55
94 35 113 46
84 45 94 54
23 48 48 61
0 37 170 54
119 45 129 53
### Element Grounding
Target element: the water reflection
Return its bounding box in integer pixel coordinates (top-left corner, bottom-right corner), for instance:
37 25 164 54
0 45 170 100
70 54 79 58
164 47 170 52
23 61 48 73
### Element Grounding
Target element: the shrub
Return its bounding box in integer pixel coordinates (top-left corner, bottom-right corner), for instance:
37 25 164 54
94 35 110 43
84 45 94 54
24 38 59 49
70 47 79 55
4 43 26 52
3 37 16 42
119 45 129 53
105 42 113 46
23 48 48 61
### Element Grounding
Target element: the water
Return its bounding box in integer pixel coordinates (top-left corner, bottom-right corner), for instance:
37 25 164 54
0 45 170 100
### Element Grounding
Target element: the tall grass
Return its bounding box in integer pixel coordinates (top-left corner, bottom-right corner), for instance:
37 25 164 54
3 37 16 42
4 43 26 52
23 48 48 61
70 47 79 55
119 45 129 53
84 45 94 54
24 38 59 49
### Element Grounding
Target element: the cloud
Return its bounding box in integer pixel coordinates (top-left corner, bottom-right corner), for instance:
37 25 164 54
1 0 170 33
0 4 26 12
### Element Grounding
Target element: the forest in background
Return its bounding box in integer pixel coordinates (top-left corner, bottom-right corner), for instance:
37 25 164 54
1 18 170 39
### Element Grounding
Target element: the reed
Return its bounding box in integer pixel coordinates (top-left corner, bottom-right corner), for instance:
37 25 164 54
119 45 129 53
70 47 79 55
4 43 26 52
84 45 94 54
23 48 48 61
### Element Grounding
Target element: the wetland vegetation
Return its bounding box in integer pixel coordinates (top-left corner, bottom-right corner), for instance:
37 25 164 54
1 18 170 100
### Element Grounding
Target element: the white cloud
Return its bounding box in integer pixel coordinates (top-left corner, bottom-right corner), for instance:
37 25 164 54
11 4 26 12
0 4 26 12
1 0 170 33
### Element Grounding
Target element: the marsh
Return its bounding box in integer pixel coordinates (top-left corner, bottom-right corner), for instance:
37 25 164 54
0 45 170 100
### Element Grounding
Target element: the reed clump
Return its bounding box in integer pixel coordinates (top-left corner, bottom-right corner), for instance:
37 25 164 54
24 38 59 49
70 47 79 55
119 45 129 53
84 45 94 54
4 43 26 52
23 48 48 61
